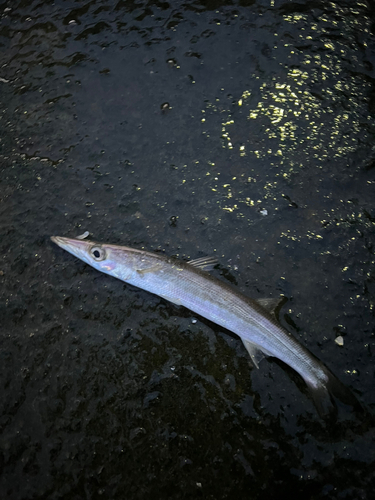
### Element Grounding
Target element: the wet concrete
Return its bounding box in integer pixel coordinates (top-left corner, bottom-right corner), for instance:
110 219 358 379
1 0 375 498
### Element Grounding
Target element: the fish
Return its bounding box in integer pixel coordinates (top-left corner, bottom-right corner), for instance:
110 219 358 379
51 235 360 417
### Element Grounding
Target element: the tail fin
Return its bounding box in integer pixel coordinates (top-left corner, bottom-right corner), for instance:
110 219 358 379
306 367 362 420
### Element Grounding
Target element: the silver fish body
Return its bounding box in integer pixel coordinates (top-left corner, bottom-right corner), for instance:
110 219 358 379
51 236 359 416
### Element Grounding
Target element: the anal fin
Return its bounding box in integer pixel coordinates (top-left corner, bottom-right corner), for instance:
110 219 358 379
160 293 182 306
241 339 268 369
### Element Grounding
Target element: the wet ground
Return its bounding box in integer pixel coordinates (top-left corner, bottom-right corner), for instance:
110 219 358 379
1 0 375 498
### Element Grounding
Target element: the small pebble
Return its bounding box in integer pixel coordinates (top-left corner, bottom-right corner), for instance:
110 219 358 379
161 102 171 110
335 336 344 346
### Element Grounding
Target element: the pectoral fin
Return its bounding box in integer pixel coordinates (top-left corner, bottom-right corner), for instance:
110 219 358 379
136 264 162 276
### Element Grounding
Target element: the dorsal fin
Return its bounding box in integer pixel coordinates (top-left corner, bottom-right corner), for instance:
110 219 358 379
187 256 219 271
255 297 283 316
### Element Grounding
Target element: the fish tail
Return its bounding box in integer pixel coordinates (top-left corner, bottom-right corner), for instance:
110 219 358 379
305 367 362 419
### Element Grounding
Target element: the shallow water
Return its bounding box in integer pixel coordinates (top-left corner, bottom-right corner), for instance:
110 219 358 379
1 0 375 498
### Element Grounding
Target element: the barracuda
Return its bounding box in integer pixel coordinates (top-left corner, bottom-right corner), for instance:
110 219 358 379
51 235 360 417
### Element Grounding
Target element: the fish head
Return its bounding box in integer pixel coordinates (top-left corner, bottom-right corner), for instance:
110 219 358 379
51 236 135 280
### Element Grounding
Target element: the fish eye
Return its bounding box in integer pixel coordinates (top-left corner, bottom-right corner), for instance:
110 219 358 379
90 246 106 261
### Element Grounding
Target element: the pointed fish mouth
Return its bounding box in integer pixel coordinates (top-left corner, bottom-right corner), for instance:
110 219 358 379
51 235 67 246
51 235 90 246
50 235 94 261
50 235 83 250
